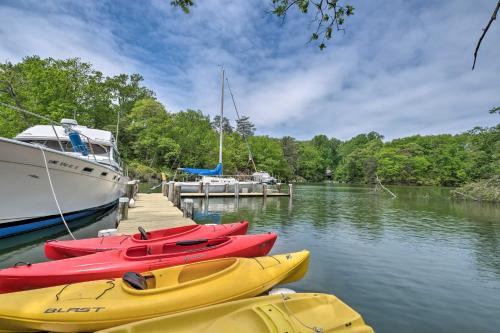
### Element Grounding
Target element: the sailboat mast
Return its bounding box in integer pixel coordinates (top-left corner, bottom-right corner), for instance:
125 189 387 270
219 67 225 169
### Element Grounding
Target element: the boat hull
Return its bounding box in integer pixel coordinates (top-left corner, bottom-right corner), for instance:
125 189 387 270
0 138 127 238
97 293 375 333
0 251 310 332
44 221 249 259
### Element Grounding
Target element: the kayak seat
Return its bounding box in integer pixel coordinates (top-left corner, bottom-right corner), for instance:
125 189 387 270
123 272 148 290
138 227 149 240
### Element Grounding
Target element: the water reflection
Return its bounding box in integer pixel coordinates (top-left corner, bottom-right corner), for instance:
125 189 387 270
0 207 118 267
190 184 500 333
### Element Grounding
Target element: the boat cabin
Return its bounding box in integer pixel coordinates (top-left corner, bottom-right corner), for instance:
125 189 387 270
14 119 122 171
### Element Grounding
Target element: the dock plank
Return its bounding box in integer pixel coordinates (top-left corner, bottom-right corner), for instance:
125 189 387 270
117 193 195 234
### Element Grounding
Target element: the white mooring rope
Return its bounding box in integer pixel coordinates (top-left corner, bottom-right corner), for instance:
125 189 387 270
281 293 324 332
37 145 76 240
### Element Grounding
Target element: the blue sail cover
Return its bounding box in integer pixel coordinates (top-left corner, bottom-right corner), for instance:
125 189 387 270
179 163 222 176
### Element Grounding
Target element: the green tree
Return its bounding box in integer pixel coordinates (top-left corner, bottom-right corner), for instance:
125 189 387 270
236 115 256 137
170 0 355 50
125 98 179 169
210 115 233 134
281 136 299 174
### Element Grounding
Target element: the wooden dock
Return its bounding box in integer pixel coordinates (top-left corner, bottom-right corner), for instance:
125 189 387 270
117 193 195 234
181 192 289 198
116 181 292 234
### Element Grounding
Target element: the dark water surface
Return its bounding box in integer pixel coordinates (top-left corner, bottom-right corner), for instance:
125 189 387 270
1 184 499 333
0 208 118 267
193 184 500 333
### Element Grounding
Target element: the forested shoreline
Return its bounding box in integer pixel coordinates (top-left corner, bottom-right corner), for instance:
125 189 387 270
1 56 498 189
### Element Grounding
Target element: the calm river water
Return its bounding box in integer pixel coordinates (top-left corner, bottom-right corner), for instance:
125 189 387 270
193 184 500 333
0 184 499 333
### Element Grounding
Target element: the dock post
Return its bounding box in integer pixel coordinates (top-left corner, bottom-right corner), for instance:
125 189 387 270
118 197 130 221
133 180 139 199
167 181 175 201
198 181 203 193
162 181 168 196
250 183 255 194
174 184 181 208
126 181 136 199
288 183 293 199
183 198 194 219
204 183 210 200
235 182 240 200
277 183 282 193
263 183 268 199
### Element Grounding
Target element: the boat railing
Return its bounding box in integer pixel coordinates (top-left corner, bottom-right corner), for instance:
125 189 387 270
0 101 110 165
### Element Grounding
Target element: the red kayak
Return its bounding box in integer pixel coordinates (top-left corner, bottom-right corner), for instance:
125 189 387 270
0 233 276 293
45 221 249 260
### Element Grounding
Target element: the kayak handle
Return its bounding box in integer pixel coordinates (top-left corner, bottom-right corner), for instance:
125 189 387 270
176 239 208 246
13 261 32 267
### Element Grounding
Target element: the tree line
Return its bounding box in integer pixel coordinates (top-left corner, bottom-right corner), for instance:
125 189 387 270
1 56 498 186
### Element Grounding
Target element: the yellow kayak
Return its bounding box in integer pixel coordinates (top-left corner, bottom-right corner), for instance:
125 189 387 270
0 251 309 332
98 292 375 333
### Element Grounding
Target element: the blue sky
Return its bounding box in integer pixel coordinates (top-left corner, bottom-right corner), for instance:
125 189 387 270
0 0 498 140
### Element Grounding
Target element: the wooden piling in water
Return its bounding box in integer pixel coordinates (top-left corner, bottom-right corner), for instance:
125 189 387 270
263 183 268 199
173 184 181 208
182 198 194 219
234 182 240 199
204 183 210 200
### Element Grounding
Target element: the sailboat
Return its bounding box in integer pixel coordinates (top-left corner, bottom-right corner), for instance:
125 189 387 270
177 68 256 193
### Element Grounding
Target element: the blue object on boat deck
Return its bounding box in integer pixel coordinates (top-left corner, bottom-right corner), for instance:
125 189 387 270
179 163 223 176
69 131 89 156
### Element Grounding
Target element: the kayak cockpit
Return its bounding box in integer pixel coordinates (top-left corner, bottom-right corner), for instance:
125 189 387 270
121 258 239 294
124 237 231 259
131 225 202 242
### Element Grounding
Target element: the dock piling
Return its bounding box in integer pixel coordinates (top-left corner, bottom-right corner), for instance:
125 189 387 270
234 182 240 199
161 181 168 196
118 197 130 221
263 183 268 199
173 184 182 208
182 198 194 219
288 183 293 199
167 181 174 201
126 181 137 200
204 183 209 200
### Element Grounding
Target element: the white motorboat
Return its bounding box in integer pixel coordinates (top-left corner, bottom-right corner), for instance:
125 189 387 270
0 118 127 238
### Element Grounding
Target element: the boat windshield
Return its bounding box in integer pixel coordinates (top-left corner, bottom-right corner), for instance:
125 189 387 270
21 139 110 155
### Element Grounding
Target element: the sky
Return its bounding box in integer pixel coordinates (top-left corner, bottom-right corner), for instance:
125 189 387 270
0 0 498 140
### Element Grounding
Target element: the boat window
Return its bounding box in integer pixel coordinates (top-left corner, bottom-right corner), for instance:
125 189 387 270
88 143 109 155
21 139 109 156
82 167 93 173
112 148 122 165
101 172 108 177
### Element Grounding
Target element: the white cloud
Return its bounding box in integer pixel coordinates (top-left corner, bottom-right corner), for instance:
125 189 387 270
0 0 498 140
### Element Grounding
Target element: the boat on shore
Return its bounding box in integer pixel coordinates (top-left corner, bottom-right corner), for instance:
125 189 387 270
0 117 127 238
